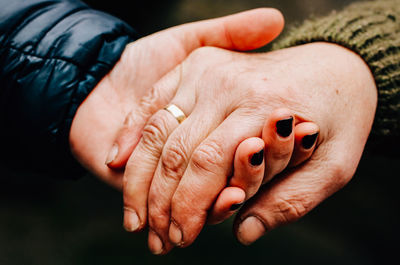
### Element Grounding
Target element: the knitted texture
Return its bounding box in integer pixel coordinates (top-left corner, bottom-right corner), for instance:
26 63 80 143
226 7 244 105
273 0 400 136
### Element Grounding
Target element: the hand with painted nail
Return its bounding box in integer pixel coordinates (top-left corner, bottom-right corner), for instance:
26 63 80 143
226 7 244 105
68 8 285 189
207 111 320 225
125 104 318 255
120 41 377 254
228 44 377 245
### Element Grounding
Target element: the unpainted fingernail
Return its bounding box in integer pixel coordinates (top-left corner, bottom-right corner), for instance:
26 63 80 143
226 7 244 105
105 143 119 165
169 221 183 246
237 216 266 245
302 132 319 149
124 208 140 232
250 149 264 166
148 230 164 255
230 202 244 211
276 116 293 138
124 112 134 127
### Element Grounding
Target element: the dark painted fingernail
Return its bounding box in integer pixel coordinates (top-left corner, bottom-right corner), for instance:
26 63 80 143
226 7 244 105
230 202 244 211
276 117 293 137
250 149 264 166
302 132 319 149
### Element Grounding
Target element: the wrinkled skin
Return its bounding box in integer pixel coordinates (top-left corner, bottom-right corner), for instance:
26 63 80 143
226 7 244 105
69 7 376 255
122 42 377 252
69 8 284 188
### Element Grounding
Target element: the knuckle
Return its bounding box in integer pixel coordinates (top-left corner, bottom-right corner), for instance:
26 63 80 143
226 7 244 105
239 81 270 105
139 83 171 116
160 142 187 181
148 183 166 207
191 140 225 174
272 196 309 225
245 83 267 101
190 46 221 60
148 203 170 229
328 159 351 189
139 86 158 113
141 113 169 148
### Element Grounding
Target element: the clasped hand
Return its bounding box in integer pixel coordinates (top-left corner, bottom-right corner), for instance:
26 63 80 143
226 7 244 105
70 8 377 255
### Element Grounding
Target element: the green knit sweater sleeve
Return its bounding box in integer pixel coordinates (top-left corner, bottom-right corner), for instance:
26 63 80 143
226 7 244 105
273 0 400 136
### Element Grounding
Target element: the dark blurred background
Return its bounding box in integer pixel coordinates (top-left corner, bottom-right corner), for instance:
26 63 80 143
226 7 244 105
1 0 400 264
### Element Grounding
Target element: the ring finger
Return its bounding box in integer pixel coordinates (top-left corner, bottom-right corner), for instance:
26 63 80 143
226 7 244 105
122 62 196 233
147 99 225 254
123 107 183 233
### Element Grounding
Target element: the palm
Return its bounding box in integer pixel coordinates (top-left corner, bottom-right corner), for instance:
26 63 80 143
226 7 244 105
69 34 198 188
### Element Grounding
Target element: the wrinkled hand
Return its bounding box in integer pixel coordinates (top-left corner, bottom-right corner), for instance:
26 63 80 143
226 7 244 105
233 43 377 245
68 8 284 189
121 42 377 252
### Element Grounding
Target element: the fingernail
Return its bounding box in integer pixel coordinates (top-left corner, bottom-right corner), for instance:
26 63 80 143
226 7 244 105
302 132 319 149
169 221 183 246
124 208 140 232
124 112 134 126
230 202 244 211
250 149 264 166
148 230 164 255
105 143 119 165
276 117 293 138
237 216 266 245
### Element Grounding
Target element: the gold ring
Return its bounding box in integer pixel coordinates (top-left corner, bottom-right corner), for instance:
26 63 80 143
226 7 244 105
163 104 186 124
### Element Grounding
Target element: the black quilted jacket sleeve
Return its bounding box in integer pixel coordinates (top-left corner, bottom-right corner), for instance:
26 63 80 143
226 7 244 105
0 0 137 178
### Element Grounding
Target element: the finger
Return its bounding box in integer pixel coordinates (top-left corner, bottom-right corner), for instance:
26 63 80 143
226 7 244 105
262 108 295 184
107 66 182 169
122 66 183 233
207 187 246 225
208 137 265 225
147 101 223 254
289 122 320 167
168 110 264 248
104 112 142 168
233 140 354 246
172 8 284 52
230 137 265 198
126 91 195 254
107 8 284 169
208 120 319 226
122 109 180 233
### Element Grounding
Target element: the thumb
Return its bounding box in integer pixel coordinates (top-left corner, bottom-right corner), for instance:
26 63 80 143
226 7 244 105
107 8 284 169
169 7 285 52
233 140 358 245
